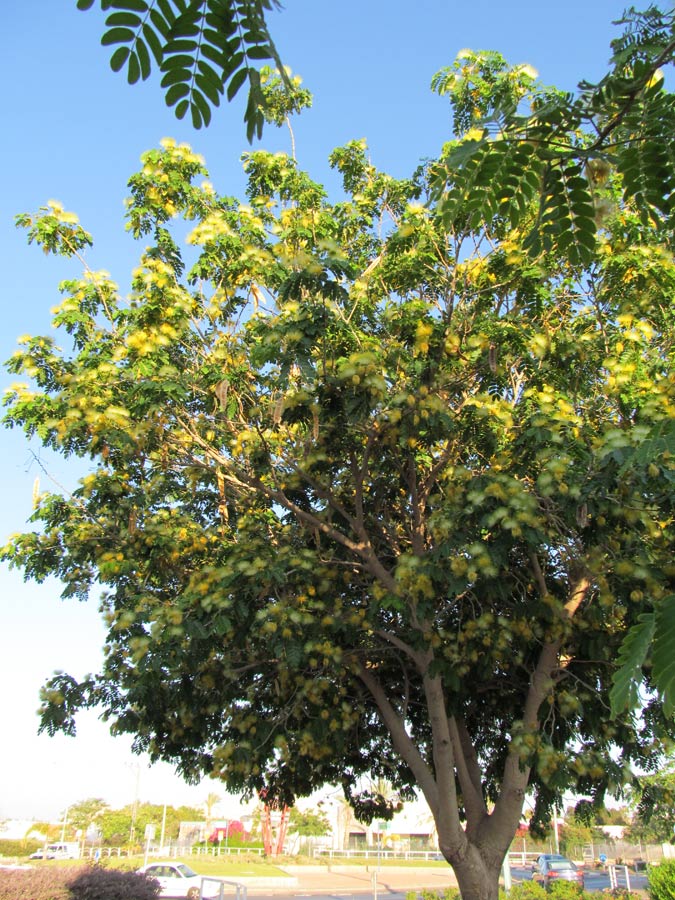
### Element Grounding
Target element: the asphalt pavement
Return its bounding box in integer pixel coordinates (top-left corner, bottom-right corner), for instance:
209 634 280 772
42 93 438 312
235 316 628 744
241 863 648 898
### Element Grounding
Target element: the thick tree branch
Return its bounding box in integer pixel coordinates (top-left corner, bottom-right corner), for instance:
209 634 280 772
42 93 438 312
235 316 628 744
449 715 488 832
356 663 441 819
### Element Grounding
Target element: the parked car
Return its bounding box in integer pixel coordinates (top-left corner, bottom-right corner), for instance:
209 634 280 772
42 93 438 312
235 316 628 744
532 856 585 889
29 842 81 860
531 854 568 871
138 862 221 899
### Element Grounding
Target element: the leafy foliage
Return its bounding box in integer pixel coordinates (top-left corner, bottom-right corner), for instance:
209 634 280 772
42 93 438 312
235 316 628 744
648 860 675 900
5 11 675 900
0 838 42 857
288 806 330 836
78 0 287 138
431 7 675 266
627 766 675 843
68 867 160 900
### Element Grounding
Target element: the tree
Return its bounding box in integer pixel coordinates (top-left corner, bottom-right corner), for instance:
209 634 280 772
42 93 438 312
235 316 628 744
559 815 593 857
78 0 288 138
4 11 675 900
81 0 675 710
96 802 203 846
288 806 330 837
66 797 110 837
428 6 675 714
203 791 221 836
626 766 675 844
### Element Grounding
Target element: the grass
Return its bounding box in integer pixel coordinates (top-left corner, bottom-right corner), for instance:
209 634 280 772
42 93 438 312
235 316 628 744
156 857 289 877
23 857 289 878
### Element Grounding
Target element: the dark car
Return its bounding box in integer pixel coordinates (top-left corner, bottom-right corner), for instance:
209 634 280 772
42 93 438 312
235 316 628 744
532 854 568 870
532 856 585 889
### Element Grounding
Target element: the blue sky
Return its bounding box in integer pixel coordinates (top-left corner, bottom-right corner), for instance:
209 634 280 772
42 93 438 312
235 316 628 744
1 0 637 823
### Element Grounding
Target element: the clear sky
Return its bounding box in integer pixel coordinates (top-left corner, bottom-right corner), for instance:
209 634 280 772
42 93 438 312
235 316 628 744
1 0 636 823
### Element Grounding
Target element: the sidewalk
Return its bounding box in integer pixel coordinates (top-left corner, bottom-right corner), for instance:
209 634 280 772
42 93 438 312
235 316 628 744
244 864 458 894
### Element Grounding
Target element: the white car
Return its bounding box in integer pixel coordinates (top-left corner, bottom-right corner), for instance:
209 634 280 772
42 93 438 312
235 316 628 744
138 862 221 899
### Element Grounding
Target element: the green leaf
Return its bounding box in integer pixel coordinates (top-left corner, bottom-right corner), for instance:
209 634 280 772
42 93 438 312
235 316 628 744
110 45 131 72
246 44 273 60
652 595 675 717
196 75 222 107
161 67 191 88
101 27 136 46
164 39 199 54
165 82 190 107
136 37 151 80
193 88 212 126
143 23 164 64
127 50 141 84
76 0 96 8
149 8 173 38
610 613 655 716
108 0 149 10
161 53 197 70
105 12 143 27
226 66 248 101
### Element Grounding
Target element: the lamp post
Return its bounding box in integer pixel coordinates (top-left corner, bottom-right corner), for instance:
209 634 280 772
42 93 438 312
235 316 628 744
159 803 167 852
60 807 69 843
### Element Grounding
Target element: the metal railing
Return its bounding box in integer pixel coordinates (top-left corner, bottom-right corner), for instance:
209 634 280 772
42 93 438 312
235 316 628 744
200 876 247 900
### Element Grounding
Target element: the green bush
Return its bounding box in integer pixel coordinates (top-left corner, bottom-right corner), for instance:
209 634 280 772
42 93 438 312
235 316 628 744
0 838 42 858
546 881 584 900
505 881 548 900
648 860 675 900
0 866 71 900
68 866 159 900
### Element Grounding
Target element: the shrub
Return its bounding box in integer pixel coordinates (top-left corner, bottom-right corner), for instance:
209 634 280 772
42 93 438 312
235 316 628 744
0 866 71 900
0 839 42 858
648 860 675 900
68 866 160 900
506 881 548 900
546 881 584 900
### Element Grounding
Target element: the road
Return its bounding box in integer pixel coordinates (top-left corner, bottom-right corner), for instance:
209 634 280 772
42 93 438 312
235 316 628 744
240 863 649 900
509 864 648 893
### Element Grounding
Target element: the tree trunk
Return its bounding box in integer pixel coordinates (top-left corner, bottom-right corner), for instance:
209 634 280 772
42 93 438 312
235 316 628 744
443 841 504 900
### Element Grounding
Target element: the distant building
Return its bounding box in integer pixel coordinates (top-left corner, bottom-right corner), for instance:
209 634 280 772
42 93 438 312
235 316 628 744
0 820 47 842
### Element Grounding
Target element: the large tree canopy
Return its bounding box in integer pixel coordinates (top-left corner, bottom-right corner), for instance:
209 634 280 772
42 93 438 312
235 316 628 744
5 11 675 900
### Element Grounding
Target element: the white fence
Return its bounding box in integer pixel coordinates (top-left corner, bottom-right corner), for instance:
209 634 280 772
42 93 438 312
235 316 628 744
80 845 264 860
314 849 442 862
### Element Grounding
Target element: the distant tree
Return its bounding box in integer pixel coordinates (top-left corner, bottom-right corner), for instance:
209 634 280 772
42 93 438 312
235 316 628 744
626 767 675 844
594 806 630 827
96 802 201 846
66 798 109 836
98 807 134 846
289 807 330 837
203 792 221 835
560 817 593 855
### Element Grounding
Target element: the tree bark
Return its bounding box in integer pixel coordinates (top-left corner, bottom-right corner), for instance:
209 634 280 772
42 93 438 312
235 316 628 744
442 840 504 900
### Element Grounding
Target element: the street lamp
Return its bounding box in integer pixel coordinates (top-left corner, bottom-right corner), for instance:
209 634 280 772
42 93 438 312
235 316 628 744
60 807 69 843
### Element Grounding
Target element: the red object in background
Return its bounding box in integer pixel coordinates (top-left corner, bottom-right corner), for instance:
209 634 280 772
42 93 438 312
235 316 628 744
260 804 290 856
207 820 246 844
